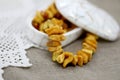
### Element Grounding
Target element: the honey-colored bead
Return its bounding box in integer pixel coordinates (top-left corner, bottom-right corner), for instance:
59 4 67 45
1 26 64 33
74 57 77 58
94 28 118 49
34 11 45 23
77 55 84 67
47 3 58 16
45 10 54 18
77 50 89 64
82 48 93 61
56 52 74 67
52 49 63 61
49 35 65 41
48 46 62 52
45 28 65 35
56 53 65 64
86 33 99 40
47 40 61 47
84 39 97 49
72 55 78 66
62 52 73 68
51 18 64 26
82 42 96 52
84 36 97 45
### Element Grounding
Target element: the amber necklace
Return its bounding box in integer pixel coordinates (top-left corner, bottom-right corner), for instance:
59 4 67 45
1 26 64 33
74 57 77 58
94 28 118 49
32 3 98 68
46 27 98 67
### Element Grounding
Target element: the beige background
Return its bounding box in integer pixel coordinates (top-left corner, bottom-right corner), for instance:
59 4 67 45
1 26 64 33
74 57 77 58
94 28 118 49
3 0 120 80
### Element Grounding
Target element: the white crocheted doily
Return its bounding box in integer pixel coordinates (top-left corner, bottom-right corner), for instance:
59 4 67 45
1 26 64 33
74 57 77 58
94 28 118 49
0 0 36 80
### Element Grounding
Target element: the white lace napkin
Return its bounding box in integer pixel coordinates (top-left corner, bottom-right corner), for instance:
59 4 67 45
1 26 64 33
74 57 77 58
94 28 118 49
0 0 37 80
0 18 34 80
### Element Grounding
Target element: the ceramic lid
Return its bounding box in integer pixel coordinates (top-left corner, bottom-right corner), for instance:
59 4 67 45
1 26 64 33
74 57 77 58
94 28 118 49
55 0 120 41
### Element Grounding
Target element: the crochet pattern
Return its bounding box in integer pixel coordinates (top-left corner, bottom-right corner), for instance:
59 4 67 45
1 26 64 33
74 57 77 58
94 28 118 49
0 0 34 79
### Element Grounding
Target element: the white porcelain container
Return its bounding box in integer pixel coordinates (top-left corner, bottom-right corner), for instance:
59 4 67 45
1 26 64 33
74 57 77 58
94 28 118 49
26 13 82 49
